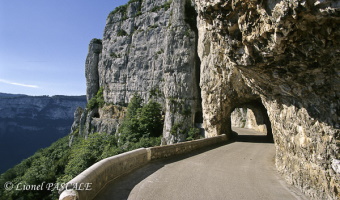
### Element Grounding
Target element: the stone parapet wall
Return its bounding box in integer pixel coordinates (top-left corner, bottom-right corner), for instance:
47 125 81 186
149 134 227 160
60 148 149 200
59 134 227 200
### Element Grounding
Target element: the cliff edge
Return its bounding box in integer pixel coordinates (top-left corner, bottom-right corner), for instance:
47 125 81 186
76 0 339 199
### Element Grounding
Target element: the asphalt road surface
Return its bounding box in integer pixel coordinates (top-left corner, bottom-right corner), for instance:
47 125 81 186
95 128 307 200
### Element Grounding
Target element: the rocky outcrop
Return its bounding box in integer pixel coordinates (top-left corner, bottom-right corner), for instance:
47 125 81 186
70 107 84 134
0 93 86 173
80 0 201 144
231 108 247 128
77 0 339 198
85 39 102 102
195 0 339 199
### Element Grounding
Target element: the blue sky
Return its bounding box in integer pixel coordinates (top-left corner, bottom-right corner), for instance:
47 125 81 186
0 0 128 96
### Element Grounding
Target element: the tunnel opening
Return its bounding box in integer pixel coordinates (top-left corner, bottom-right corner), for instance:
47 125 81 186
230 100 273 143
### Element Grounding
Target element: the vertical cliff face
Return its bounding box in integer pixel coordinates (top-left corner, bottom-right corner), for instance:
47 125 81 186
79 0 339 198
195 0 339 199
85 39 102 102
82 0 201 144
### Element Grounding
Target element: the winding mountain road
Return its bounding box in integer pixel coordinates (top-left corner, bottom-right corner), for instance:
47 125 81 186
95 128 307 200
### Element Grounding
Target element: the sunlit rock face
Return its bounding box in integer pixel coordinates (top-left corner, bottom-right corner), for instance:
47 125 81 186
80 0 338 198
82 0 201 144
85 39 102 102
195 0 339 199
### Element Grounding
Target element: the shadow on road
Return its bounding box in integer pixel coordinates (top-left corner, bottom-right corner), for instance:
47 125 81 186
235 134 274 143
232 128 274 144
96 128 274 199
95 142 229 200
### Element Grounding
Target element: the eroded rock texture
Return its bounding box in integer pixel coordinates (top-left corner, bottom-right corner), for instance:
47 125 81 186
80 0 201 144
231 108 268 134
85 39 102 102
77 0 339 198
195 0 339 199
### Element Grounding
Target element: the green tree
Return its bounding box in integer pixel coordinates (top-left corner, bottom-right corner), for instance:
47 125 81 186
119 94 163 144
186 128 201 141
64 133 118 177
0 136 72 200
119 93 143 142
137 100 163 137
126 93 143 118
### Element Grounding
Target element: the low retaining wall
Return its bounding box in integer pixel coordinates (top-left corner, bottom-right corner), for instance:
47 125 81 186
149 135 227 160
60 148 149 200
59 135 227 200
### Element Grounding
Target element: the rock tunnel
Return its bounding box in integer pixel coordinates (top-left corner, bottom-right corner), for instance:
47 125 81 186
231 100 273 140
79 0 339 199
196 0 339 199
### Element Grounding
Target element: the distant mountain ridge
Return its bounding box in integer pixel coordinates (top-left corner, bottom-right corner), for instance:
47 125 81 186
0 93 87 173
0 93 27 98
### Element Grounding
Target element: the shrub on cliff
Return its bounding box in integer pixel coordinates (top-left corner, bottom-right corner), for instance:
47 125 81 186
119 93 163 145
86 87 104 110
117 29 128 37
92 38 102 44
186 128 201 141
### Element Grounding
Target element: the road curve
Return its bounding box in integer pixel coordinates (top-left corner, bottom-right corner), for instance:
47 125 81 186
95 128 307 200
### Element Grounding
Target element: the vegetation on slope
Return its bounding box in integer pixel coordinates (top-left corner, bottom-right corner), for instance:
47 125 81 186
119 94 163 145
0 93 163 200
86 87 105 110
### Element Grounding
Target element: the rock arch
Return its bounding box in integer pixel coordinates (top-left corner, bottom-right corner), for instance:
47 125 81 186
196 0 339 198
231 100 273 139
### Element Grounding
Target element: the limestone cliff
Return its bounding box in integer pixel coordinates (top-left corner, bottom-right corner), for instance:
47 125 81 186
77 0 339 199
80 0 201 144
196 0 339 199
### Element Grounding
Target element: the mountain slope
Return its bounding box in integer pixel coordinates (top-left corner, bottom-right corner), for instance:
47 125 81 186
0 93 86 173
